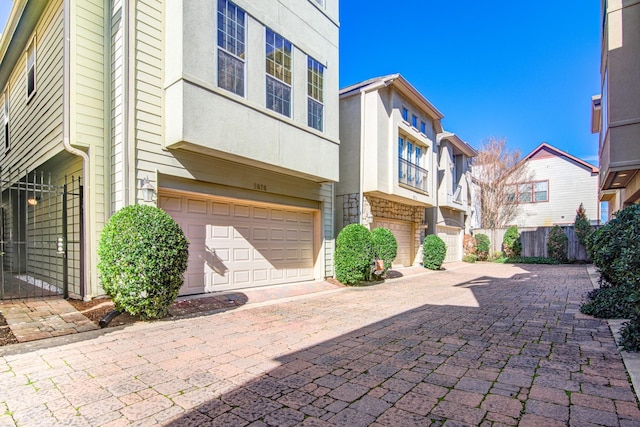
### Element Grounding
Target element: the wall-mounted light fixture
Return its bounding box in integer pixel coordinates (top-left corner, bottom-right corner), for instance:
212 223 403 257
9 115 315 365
27 196 40 206
139 177 155 202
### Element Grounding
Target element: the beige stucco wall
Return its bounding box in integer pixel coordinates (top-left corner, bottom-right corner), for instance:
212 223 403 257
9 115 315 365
163 0 339 182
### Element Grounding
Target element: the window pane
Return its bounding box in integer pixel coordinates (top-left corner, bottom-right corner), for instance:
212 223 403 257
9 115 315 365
401 107 408 121
518 183 532 203
266 76 291 117
420 121 426 134
534 181 548 202
217 0 245 96
308 98 323 131
266 29 292 85
506 185 516 202
398 137 404 158
412 115 417 128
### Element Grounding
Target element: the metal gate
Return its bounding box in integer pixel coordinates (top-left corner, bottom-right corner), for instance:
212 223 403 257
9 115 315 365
0 171 83 300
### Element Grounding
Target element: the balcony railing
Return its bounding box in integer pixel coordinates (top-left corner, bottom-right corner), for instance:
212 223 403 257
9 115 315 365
453 184 463 203
398 157 428 193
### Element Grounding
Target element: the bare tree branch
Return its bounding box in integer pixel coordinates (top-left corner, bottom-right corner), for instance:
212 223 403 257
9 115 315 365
472 137 531 229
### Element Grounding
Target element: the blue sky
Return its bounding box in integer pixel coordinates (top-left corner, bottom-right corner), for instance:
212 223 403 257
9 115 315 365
340 1 601 164
0 1 601 163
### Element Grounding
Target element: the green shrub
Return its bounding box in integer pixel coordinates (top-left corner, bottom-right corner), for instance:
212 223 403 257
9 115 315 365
462 254 478 263
590 204 640 287
475 233 490 261
620 313 640 352
98 204 189 320
371 227 398 273
580 284 640 319
502 226 522 257
335 224 374 285
463 234 476 255
574 203 593 248
422 235 446 270
547 226 568 263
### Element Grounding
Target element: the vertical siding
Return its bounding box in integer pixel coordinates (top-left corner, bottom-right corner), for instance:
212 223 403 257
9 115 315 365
0 0 64 179
111 0 125 211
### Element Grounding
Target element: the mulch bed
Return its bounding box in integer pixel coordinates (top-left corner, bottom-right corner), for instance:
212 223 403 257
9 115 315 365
0 314 18 346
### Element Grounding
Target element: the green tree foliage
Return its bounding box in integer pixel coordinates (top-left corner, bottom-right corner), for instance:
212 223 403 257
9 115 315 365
334 224 374 285
98 204 189 320
475 233 490 261
422 235 446 270
547 225 568 263
371 227 398 273
574 203 593 248
502 226 521 257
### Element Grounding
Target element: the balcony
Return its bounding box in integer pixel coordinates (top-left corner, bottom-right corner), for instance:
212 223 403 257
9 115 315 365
398 157 428 193
448 185 464 205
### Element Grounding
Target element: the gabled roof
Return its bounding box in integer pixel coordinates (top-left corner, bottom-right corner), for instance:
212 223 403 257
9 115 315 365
437 131 478 157
339 73 444 121
522 143 599 174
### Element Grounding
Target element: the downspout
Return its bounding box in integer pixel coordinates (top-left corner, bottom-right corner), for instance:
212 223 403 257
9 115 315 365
62 0 92 299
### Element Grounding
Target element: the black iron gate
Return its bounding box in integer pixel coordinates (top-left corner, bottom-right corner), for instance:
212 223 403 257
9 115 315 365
0 171 82 300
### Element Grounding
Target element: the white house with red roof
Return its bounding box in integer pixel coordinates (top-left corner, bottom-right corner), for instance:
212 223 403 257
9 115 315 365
507 143 600 227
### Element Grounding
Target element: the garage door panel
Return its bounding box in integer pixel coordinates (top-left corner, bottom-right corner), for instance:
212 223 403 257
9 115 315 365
437 226 462 263
373 218 413 267
160 190 316 295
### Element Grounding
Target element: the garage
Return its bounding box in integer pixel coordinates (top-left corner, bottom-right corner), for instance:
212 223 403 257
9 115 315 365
372 218 413 267
437 225 462 263
159 190 316 295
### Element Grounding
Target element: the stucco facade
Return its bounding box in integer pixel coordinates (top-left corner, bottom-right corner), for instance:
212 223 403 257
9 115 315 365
337 74 473 265
592 0 640 214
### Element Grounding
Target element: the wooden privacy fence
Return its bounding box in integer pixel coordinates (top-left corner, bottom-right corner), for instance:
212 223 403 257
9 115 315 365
473 226 591 261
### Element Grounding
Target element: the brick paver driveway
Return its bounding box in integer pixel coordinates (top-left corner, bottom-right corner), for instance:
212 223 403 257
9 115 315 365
1 263 639 426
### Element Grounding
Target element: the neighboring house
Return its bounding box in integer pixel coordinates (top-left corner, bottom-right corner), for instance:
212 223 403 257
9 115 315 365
0 0 339 300
337 74 474 265
591 0 640 217
430 132 478 262
506 143 599 227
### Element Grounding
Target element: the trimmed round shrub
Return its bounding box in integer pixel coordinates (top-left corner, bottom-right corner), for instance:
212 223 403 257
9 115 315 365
620 312 640 352
580 284 640 319
422 235 446 270
335 224 373 285
463 234 476 256
547 225 568 263
502 226 521 258
98 204 189 320
475 233 490 261
371 227 397 273
462 254 478 263
590 204 640 287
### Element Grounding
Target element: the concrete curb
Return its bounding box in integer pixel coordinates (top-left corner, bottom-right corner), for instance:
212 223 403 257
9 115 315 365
586 265 640 401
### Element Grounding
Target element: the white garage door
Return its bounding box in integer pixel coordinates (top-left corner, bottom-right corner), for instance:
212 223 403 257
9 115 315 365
160 190 315 295
437 225 462 263
372 218 413 267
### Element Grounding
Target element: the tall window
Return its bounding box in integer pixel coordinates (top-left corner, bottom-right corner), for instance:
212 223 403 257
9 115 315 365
26 37 36 99
217 0 245 96
401 107 408 122
307 57 324 131
266 29 292 117
398 135 427 192
3 91 8 152
420 121 426 134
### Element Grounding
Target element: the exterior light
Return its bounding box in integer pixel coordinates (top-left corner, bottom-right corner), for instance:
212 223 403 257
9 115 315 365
140 177 155 202
27 197 38 206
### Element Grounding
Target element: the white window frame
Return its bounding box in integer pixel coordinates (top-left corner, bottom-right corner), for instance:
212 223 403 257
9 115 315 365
265 28 293 117
217 0 246 97
307 56 324 131
26 36 36 101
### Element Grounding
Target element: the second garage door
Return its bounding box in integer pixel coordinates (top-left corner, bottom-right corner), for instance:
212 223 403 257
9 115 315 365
160 190 316 295
437 225 462 263
372 218 413 267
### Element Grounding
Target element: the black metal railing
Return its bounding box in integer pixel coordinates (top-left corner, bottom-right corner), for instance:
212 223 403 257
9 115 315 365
398 157 428 192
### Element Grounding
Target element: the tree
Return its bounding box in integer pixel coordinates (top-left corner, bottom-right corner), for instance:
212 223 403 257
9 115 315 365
472 137 531 229
574 203 593 248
